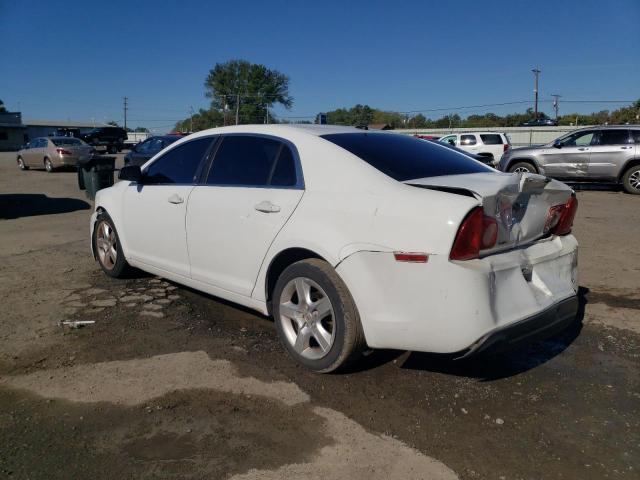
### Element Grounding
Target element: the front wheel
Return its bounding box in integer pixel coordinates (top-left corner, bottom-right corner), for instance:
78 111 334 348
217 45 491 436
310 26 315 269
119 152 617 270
273 259 366 373
508 161 536 174
622 165 640 194
92 212 133 278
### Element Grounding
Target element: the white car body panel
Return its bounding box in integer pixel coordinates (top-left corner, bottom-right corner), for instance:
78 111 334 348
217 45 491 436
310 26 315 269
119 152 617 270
92 124 578 355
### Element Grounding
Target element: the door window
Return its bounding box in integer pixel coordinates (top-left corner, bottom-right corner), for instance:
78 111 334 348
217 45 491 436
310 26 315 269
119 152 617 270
559 131 594 147
597 130 631 145
479 134 503 144
206 135 298 187
38 139 48 148
460 135 477 146
632 130 640 143
440 135 457 146
144 137 213 184
148 138 164 152
136 139 152 153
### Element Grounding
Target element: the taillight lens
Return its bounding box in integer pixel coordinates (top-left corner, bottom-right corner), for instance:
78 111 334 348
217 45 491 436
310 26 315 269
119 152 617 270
56 148 72 155
549 195 578 236
503 144 510 152
450 207 498 261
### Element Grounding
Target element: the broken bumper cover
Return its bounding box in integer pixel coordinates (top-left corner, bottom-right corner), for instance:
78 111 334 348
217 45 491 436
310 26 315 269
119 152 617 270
455 295 578 359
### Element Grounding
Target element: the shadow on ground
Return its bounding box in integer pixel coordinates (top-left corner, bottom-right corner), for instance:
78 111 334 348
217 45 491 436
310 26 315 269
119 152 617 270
0 193 91 219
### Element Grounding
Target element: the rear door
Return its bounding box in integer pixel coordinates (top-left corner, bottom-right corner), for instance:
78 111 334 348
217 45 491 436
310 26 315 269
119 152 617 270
121 136 215 277
540 130 595 179
588 129 632 180
479 133 506 162
186 134 304 297
459 134 478 154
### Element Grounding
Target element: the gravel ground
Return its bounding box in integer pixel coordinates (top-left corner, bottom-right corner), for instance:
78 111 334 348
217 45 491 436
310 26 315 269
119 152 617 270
0 152 638 479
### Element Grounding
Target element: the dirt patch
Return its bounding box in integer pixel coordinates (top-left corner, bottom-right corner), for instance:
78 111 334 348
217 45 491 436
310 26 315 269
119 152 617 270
0 387 329 480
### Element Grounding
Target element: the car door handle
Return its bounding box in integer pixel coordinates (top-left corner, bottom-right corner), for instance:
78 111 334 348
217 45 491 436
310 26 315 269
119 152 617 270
621 146 632 150
577 147 590 151
254 201 281 213
168 193 184 204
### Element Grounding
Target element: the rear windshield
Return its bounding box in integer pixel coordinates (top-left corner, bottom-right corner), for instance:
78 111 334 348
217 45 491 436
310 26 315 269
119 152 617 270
321 132 491 181
52 138 83 146
479 134 504 145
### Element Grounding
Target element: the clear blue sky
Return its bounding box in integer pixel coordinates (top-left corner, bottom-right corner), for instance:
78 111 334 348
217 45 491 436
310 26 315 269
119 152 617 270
1 0 638 132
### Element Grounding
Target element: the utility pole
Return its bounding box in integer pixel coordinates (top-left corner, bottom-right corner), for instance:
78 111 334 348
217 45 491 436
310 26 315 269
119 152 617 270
123 96 128 130
531 68 541 119
235 93 240 125
551 94 561 121
189 106 194 133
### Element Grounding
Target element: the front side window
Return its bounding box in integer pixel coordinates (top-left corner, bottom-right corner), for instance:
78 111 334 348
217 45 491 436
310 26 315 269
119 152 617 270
322 132 492 181
559 131 594 147
597 129 630 146
440 135 457 146
460 134 477 146
144 137 213 184
207 135 297 187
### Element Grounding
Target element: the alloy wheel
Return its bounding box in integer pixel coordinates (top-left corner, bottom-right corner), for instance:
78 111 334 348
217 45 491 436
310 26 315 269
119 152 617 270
44 158 53 172
278 277 335 360
514 166 531 173
629 170 640 190
17 158 25 170
96 220 118 270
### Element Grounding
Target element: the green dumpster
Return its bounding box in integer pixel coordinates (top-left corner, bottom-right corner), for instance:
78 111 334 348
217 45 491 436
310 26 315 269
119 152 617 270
77 156 116 200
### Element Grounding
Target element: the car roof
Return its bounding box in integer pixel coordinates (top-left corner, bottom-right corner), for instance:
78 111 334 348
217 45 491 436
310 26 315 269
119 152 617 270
189 124 365 139
572 125 640 132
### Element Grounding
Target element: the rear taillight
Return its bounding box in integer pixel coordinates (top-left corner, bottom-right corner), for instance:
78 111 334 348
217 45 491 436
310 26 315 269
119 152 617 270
450 207 498 261
548 195 578 236
56 148 72 155
503 144 510 152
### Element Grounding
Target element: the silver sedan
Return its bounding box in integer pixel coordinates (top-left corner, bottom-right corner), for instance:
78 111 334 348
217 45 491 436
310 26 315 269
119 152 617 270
17 137 93 172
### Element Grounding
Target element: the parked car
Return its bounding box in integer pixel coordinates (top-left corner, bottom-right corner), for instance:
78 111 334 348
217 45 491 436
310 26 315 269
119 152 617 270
80 126 128 154
521 118 558 127
91 125 579 372
17 136 93 172
124 135 182 166
438 132 511 166
414 134 440 141
499 126 640 194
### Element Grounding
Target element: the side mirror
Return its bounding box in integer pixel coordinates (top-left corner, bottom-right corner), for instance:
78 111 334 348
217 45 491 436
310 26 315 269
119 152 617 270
553 140 562 149
119 165 142 182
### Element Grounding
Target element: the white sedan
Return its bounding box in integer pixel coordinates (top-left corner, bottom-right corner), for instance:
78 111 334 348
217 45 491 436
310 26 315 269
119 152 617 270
91 125 579 372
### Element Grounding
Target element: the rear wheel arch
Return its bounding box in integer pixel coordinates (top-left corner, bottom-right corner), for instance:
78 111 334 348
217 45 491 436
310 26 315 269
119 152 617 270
618 159 640 182
264 247 329 314
507 158 539 173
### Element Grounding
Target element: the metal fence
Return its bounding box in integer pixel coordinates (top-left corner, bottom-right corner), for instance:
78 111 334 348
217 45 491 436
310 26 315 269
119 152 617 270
393 126 589 146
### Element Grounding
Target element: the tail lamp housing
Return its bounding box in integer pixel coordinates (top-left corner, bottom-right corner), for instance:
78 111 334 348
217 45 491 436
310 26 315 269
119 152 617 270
450 207 498 261
546 195 578 236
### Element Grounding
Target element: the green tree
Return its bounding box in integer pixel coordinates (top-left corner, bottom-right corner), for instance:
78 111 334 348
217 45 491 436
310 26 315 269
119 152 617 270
204 59 293 124
174 108 225 132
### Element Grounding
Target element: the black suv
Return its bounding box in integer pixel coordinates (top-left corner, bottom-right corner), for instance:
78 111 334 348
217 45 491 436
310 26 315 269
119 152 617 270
521 118 558 127
80 127 128 153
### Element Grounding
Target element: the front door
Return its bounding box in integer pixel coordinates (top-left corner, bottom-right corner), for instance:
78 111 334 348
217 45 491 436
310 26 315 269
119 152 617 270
186 134 304 297
541 130 595 179
121 136 215 278
588 129 632 180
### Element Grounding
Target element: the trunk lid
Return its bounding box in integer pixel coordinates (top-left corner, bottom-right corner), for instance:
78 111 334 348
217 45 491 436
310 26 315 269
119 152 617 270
405 172 573 253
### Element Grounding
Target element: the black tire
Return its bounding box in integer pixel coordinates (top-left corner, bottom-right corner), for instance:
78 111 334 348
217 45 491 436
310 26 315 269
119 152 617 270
622 164 640 194
17 156 28 170
272 258 366 373
92 212 133 278
508 161 537 174
44 157 54 172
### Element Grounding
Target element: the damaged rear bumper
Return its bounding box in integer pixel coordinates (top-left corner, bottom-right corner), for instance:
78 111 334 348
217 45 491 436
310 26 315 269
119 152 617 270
455 295 579 359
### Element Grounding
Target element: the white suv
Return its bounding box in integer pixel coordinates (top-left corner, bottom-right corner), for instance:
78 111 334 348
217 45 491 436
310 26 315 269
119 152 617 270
439 132 510 166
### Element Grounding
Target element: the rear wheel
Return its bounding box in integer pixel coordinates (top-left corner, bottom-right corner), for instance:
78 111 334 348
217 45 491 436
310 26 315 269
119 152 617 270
92 212 133 278
273 259 366 373
44 157 54 172
17 157 28 170
622 165 640 194
508 161 536 174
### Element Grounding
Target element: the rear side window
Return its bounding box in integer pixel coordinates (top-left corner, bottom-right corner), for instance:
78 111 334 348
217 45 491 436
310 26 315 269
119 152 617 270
145 137 213 184
632 130 640 143
207 135 298 187
52 138 82 146
598 130 630 145
479 134 503 145
460 134 477 146
321 132 491 181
